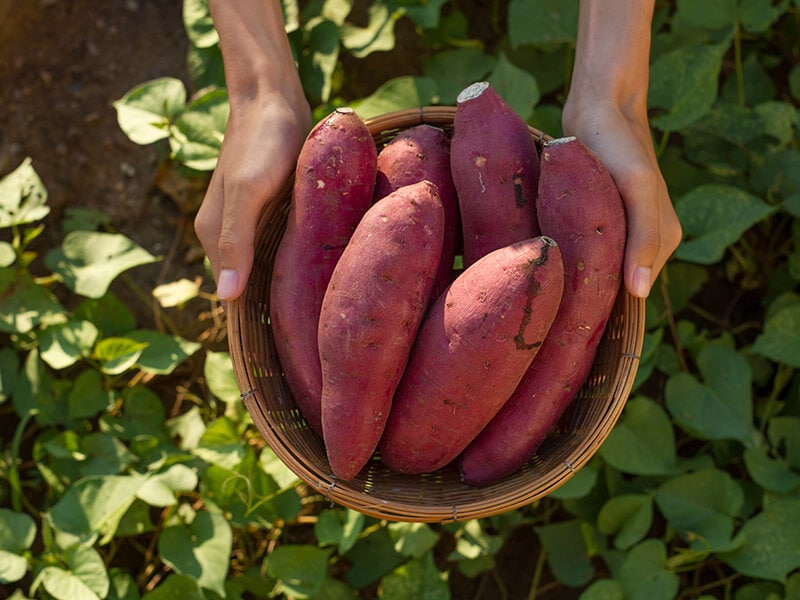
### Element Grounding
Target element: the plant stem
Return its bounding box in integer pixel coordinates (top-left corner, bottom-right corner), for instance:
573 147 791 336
734 19 745 106
527 546 548 600
8 409 36 513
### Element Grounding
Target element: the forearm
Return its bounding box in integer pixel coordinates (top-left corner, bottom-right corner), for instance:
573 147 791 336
208 0 302 103
565 0 655 125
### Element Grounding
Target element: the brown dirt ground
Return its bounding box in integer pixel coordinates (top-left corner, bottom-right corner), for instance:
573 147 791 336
0 2 582 598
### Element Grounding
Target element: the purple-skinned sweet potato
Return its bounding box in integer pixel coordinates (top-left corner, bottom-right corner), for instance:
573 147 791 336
450 81 540 266
459 136 626 487
270 107 377 437
319 180 445 480
374 124 461 299
378 236 564 475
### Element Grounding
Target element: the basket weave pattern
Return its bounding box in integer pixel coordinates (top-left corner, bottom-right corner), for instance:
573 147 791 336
227 106 645 523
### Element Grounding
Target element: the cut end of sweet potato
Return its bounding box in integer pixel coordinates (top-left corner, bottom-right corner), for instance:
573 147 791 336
334 106 356 115
544 136 577 147
457 81 490 104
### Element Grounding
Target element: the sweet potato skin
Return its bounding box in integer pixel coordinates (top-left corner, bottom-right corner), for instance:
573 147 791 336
270 107 377 436
378 236 564 475
450 81 540 266
459 136 626 487
374 124 461 299
318 180 445 480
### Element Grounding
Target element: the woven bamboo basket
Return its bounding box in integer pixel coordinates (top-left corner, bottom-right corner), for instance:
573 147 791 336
227 106 645 523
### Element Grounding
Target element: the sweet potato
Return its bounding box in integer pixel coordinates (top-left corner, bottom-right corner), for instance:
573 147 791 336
450 81 540 266
270 107 377 436
318 180 445 480
378 236 564 475
374 124 461 299
459 136 626 487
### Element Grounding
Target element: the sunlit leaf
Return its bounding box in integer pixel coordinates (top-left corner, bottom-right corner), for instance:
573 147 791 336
298 17 340 104
340 3 398 58
193 416 245 468
126 330 200 375
39 320 99 370
388 521 439 559
0 282 65 334
182 0 218 48
352 76 438 120
94 337 148 375
0 157 49 228
113 77 187 145
423 49 496 106
140 574 205 600
152 278 201 308
487 53 540 121
45 231 158 299
203 350 241 405
171 87 229 171
137 464 198 507
316 509 366 556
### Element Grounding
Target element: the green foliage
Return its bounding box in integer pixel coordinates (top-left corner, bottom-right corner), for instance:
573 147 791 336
4 0 800 598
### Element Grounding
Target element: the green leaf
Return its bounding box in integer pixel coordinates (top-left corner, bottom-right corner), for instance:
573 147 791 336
648 40 728 131
264 544 331 598
140 574 205 600
673 0 736 30
379 551 450 600
45 231 158 299
67 370 113 422
0 240 14 267
615 539 680 600
0 157 49 228
158 510 232 597
579 579 624 600
73 292 136 338
193 416 245 468
0 508 36 582
137 464 198 507
298 18 341 104
39 320 99 370
423 48 496 106
599 397 677 476
351 76 439 120
655 468 744 551
203 350 242 405
340 3 398 58
665 342 754 443
548 462 599 500
34 545 111 600
751 301 800 368
315 509 365 555
738 0 790 32
47 475 144 543
597 494 654 550
768 416 800 469
345 527 406 588
126 330 200 375
507 0 578 47
387 522 440 559
167 406 207 451
170 87 229 171
743 446 800 493
94 337 148 375
107 569 140 600
113 77 187 145
0 282 65 334
755 100 797 145
100 386 167 442
535 519 594 586
0 347 19 406
720 499 800 582
487 53 540 121
79 433 137 477
397 0 449 28
182 0 218 48
674 184 775 265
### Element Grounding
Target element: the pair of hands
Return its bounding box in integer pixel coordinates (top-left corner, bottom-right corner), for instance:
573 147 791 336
194 91 682 303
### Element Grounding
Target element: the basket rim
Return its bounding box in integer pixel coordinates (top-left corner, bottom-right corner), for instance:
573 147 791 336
225 105 644 523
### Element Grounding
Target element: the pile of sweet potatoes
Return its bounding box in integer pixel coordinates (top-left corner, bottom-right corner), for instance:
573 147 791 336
269 83 626 487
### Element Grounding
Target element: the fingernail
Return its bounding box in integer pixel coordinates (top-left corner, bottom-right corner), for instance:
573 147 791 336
632 266 652 298
216 269 239 300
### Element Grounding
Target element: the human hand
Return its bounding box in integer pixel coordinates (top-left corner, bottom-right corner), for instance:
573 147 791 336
194 93 311 302
561 98 682 298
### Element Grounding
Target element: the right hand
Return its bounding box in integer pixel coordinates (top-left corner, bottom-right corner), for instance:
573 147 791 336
194 92 311 302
